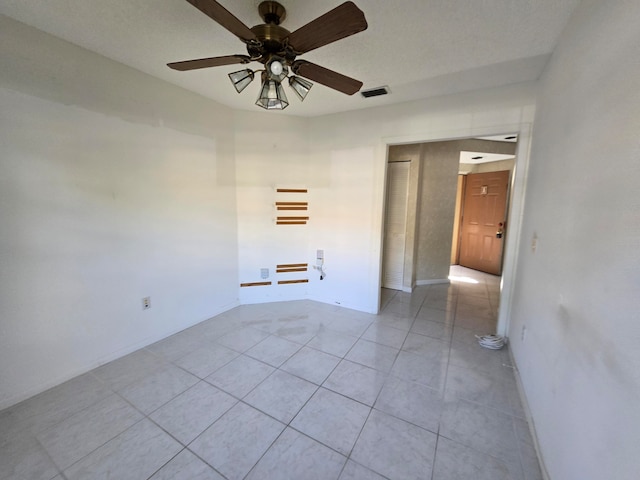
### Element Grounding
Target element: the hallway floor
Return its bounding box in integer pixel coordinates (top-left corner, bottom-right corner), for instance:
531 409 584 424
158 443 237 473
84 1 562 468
0 266 542 480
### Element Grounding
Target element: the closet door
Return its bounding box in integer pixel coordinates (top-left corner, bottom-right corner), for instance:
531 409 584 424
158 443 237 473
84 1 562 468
382 161 410 290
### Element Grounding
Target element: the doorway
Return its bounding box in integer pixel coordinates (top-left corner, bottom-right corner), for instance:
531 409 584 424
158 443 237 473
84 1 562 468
379 131 526 337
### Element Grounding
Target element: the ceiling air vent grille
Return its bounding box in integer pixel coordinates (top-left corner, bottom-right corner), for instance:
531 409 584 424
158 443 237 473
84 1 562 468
361 86 390 98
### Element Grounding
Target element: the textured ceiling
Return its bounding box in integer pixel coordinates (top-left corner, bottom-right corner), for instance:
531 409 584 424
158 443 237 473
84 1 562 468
0 0 581 117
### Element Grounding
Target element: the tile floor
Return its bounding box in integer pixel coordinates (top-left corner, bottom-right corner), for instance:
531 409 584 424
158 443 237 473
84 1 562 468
0 266 543 480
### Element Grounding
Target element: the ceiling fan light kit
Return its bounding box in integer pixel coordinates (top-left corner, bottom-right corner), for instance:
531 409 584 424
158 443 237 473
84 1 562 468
266 56 289 82
289 76 313 101
256 72 290 110
228 69 255 93
168 0 368 111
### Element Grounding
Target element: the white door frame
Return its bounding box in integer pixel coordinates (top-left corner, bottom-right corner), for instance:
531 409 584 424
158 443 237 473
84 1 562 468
378 123 533 338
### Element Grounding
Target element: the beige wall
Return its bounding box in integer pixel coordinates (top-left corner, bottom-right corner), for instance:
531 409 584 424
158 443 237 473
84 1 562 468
471 158 515 173
415 142 461 282
460 158 515 175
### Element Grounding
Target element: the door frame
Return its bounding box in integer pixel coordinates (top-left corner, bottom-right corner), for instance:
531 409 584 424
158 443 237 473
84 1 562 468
451 174 466 265
378 123 533 337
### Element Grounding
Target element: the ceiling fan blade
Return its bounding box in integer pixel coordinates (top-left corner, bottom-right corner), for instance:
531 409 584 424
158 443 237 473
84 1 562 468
286 1 367 54
292 61 363 95
185 0 257 42
168 54 251 71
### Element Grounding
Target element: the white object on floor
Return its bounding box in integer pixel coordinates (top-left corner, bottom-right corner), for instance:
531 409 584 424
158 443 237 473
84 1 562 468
475 334 506 350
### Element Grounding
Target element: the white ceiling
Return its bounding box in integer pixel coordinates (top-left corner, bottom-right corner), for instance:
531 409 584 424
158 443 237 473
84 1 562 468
460 151 515 165
0 0 581 117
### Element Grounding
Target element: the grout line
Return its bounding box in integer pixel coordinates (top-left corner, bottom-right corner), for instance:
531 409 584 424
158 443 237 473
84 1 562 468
9 267 520 480
430 433 440 480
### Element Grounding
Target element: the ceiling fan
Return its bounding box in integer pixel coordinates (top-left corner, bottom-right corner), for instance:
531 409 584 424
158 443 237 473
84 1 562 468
168 0 368 110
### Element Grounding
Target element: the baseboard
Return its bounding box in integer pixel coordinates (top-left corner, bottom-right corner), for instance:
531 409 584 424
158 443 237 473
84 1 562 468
415 278 451 286
507 347 551 480
306 294 376 314
0 300 240 411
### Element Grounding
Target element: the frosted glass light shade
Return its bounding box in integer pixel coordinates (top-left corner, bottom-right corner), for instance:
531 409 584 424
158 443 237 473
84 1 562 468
228 69 254 93
256 78 289 110
288 76 313 101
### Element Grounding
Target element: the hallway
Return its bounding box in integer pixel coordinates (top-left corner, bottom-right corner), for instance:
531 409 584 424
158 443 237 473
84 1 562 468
0 267 542 479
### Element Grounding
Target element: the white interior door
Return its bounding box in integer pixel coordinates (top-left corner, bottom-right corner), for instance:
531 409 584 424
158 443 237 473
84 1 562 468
382 161 410 290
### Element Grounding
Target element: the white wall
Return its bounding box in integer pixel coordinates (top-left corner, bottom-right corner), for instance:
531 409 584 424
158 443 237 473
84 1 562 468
232 111 383 313
234 111 313 304
308 145 381 311
0 17 239 408
233 104 385 311
508 0 640 478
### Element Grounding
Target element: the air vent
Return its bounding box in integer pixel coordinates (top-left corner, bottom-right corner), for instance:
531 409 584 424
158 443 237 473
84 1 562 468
361 86 390 98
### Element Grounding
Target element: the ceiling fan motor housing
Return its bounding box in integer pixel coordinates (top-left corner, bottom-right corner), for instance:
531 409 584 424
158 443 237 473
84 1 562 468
249 2 297 65
248 23 293 63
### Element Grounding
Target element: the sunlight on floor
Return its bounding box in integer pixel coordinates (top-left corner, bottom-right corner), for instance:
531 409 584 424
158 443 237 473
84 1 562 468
448 275 479 284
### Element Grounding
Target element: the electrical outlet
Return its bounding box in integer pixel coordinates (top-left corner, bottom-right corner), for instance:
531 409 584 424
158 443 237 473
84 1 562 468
142 297 151 310
531 233 538 253
261 268 269 279
521 325 527 342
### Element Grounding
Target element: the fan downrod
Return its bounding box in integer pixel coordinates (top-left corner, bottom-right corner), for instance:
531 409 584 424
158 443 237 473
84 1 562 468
259 1 286 25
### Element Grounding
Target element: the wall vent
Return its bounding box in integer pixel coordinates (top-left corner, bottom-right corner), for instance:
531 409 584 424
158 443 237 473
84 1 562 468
361 86 390 98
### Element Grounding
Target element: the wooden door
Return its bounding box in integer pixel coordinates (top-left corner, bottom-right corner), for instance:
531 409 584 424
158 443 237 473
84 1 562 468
458 170 510 275
382 161 410 290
